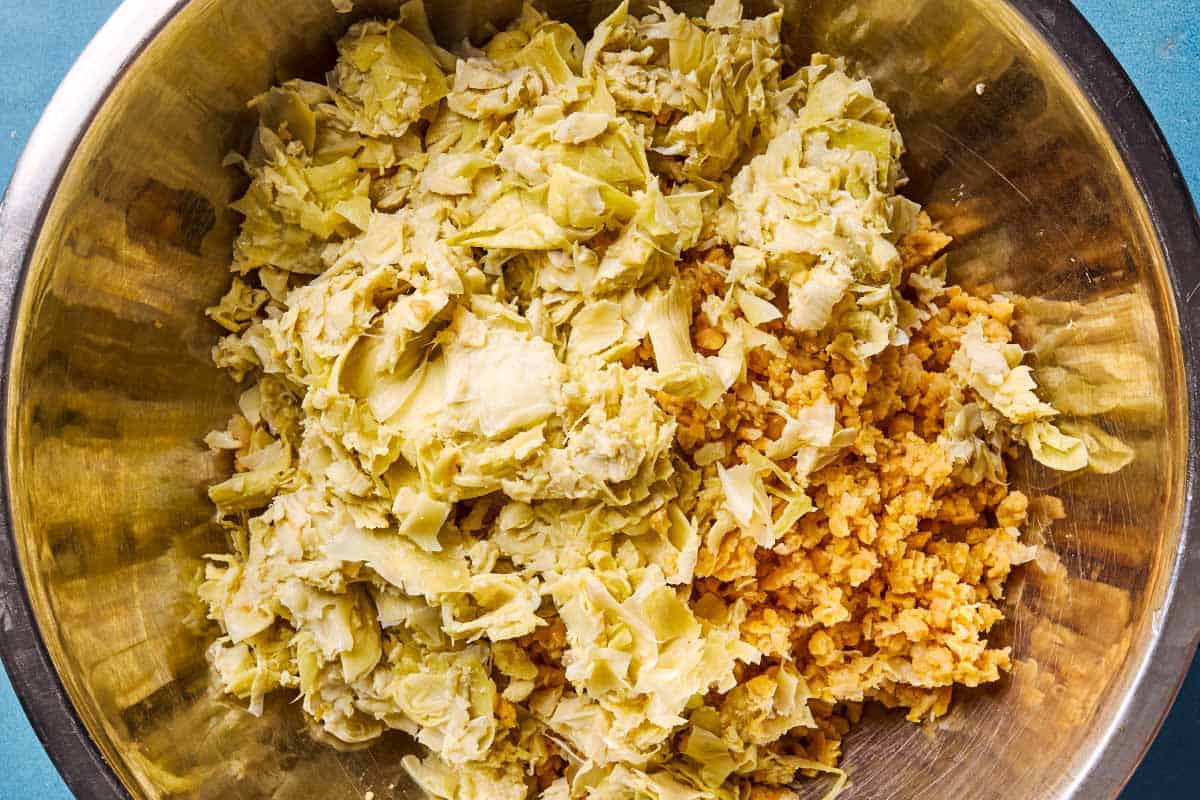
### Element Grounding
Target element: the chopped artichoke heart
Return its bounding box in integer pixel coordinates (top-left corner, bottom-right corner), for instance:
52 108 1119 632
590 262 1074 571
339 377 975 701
201 3 1116 798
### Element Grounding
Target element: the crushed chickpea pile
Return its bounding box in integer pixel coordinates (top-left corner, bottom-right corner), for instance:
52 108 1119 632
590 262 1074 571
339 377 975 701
640 218 1037 778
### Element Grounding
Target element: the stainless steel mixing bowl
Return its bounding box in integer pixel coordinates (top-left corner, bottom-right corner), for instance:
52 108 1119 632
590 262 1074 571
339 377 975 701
1 1 1198 798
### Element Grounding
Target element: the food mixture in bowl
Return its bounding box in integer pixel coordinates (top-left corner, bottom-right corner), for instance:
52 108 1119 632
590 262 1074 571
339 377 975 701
197 1 1130 797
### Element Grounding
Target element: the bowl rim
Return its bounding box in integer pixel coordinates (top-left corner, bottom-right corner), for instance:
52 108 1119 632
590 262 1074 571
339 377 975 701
0 1 1197 799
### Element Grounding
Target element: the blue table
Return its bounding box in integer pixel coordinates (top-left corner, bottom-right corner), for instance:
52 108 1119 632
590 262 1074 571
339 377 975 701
1 1 1197 797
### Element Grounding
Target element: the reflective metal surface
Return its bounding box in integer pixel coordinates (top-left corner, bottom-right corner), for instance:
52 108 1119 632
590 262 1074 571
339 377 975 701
1 1 1198 798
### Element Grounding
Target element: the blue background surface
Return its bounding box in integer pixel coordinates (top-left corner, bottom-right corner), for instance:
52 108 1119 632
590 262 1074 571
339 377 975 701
0 0 1197 797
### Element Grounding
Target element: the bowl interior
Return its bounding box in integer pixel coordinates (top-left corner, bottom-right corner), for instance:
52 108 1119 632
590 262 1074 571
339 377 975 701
4 0 1189 798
